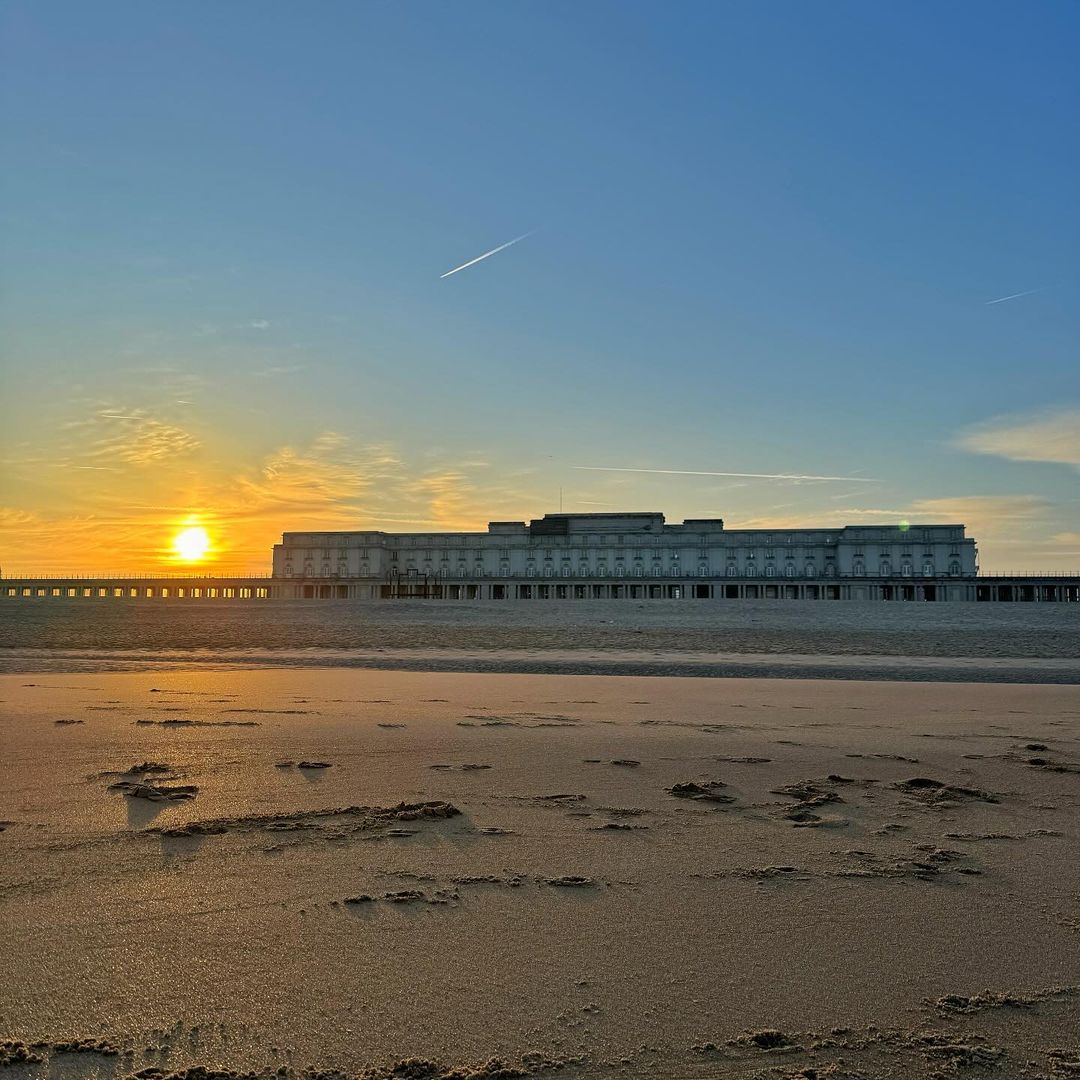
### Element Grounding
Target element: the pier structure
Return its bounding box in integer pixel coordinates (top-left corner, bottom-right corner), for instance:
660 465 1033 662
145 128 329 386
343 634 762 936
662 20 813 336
3 513 1078 603
2 576 280 600
3 573 1078 604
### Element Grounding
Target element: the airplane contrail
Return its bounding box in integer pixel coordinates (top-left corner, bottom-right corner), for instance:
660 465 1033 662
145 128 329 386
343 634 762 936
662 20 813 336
440 231 535 279
985 287 1044 305
572 466 877 482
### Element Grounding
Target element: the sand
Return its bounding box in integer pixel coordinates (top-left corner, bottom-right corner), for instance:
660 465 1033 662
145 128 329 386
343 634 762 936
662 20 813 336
4 599 1080 683
1 668 1078 1079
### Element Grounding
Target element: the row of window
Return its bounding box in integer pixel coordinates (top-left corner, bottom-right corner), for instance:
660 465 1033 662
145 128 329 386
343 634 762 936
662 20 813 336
282 561 967 579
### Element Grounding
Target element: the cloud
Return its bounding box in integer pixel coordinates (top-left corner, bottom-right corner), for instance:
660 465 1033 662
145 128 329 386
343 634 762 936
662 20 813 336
417 471 475 528
572 466 876 483
957 409 1080 471
251 363 306 378
729 495 1049 537
85 409 201 466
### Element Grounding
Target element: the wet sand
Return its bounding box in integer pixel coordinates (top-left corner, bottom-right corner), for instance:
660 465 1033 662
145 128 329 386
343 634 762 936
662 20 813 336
2 668 1078 1077
4 600 1080 685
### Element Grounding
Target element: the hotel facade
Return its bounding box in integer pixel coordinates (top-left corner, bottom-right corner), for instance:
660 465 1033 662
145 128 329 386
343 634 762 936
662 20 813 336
271 511 983 602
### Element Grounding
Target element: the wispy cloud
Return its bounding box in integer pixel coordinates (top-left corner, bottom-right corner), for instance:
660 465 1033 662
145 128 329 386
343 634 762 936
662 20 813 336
440 230 535 279
79 408 201 466
957 408 1080 471
251 363 306 378
984 287 1045 306
572 466 877 483
729 495 1049 536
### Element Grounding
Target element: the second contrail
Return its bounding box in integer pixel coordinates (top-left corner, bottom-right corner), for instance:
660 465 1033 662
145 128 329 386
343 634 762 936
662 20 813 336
440 231 535 279
985 287 1044 305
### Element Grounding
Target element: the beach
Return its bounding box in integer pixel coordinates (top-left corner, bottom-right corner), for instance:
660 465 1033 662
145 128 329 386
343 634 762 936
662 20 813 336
2 665 1078 1079
2 599 1080 682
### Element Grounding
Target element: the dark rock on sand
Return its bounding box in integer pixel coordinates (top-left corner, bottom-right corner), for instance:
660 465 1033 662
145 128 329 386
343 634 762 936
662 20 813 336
108 781 198 801
893 777 1000 803
153 800 459 839
135 719 260 728
771 781 842 805
54 718 84 725
358 1058 528 1079
1026 757 1080 773
297 761 333 769
730 1030 800 1051
546 875 595 887
0 1041 44 1066
931 986 1079 1014
914 1034 1003 1069
383 889 457 905
668 781 734 803
50 1039 121 1055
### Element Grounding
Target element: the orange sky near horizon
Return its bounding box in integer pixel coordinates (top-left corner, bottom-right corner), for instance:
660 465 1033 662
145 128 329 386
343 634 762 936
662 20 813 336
3 410 1077 576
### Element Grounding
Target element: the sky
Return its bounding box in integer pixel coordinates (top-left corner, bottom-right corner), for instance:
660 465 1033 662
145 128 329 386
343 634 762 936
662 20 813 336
1 0 1077 573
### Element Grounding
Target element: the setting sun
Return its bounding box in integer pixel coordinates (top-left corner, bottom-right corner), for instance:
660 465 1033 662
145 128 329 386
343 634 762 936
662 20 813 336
172 526 211 562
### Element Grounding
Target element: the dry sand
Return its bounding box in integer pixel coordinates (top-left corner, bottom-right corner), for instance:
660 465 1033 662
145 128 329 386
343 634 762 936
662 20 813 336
1 668 1078 1079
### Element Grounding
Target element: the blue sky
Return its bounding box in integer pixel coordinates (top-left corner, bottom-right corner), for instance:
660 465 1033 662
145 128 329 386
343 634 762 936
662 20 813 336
1 1 1077 571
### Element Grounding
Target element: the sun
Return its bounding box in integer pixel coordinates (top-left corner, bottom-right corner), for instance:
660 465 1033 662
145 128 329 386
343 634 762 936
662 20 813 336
173 526 211 562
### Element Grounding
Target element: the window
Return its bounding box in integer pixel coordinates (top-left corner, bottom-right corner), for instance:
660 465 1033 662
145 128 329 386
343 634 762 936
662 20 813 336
853 560 864 577
922 562 934 577
880 561 891 576
949 561 961 576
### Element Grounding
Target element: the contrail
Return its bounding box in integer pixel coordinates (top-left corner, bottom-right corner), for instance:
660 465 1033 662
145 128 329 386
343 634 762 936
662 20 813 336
572 466 877 482
440 231 535 279
985 287 1044 305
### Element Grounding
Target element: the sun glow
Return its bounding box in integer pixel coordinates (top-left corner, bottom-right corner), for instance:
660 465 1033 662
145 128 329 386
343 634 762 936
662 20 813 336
173 526 211 562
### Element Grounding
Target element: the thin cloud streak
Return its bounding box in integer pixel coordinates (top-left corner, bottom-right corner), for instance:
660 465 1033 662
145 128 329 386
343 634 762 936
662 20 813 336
572 466 877 483
440 231 535 279
985 287 1044 305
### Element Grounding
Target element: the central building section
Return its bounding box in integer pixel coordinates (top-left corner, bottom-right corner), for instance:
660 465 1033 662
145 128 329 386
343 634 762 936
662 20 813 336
272 510 977 602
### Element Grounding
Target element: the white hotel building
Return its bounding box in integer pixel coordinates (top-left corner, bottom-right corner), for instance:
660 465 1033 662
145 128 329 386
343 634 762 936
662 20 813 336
272 511 980 602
